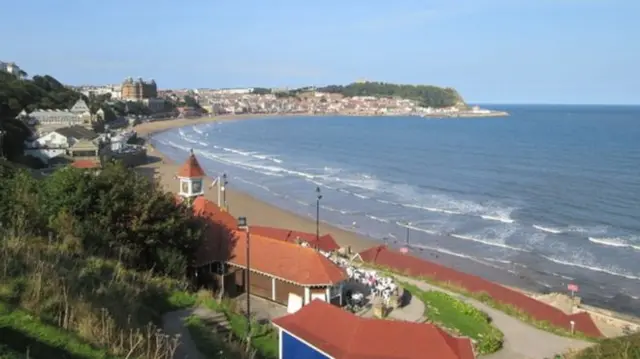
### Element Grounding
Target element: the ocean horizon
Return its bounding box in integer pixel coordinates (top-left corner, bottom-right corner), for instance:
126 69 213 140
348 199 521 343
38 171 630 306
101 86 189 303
150 104 640 315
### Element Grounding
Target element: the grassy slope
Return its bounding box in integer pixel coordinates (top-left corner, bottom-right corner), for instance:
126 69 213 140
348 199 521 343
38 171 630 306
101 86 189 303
0 302 119 359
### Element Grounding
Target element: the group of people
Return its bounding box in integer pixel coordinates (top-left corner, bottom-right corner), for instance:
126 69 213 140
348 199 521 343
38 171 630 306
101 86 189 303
329 256 399 307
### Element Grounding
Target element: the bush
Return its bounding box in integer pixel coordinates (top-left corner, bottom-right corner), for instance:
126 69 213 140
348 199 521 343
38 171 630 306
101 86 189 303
569 333 640 358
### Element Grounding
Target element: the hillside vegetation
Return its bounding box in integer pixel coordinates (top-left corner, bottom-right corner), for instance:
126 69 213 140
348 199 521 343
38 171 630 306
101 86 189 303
0 72 83 160
565 333 640 359
0 162 209 358
317 82 464 107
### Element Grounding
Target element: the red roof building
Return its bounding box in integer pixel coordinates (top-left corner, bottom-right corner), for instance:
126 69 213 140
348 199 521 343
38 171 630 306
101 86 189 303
273 299 475 359
177 150 206 178
192 196 346 306
250 226 341 252
177 150 207 199
70 159 101 169
356 245 602 338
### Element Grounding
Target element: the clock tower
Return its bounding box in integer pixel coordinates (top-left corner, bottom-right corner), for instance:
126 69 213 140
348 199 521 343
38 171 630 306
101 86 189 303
177 149 206 202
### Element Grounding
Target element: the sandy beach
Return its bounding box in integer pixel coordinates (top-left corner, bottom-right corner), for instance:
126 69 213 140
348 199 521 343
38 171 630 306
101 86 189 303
135 115 377 253
134 116 558 290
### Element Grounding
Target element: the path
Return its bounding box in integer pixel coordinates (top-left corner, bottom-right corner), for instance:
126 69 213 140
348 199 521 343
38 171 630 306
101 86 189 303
162 307 231 359
396 275 594 359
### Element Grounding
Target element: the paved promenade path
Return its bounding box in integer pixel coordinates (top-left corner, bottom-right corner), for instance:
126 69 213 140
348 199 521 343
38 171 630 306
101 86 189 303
397 275 594 359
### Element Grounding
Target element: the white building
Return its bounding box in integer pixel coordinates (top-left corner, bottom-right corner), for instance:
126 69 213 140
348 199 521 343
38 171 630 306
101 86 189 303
80 85 122 100
0 61 25 78
21 99 96 131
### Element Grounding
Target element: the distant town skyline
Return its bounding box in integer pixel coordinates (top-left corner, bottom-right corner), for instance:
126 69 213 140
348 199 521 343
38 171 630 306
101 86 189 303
3 0 638 105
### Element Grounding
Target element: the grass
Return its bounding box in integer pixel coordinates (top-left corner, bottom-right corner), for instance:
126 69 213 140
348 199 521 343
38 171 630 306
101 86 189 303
0 301 119 359
402 282 503 354
362 261 598 341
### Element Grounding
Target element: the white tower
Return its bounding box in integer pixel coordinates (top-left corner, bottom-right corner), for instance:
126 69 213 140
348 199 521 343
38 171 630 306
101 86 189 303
177 149 206 200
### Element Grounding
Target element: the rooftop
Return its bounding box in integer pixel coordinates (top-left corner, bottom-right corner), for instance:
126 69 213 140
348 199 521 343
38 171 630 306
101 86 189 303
192 197 346 286
272 300 475 359
177 150 206 178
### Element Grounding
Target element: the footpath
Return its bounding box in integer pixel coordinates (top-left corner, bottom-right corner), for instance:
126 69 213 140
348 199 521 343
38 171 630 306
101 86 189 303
397 275 594 359
162 307 231 359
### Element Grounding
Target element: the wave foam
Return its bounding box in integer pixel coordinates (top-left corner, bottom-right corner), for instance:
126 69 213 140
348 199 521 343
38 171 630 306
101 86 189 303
533 224 564 234
542 255 640 281
588 236 640 251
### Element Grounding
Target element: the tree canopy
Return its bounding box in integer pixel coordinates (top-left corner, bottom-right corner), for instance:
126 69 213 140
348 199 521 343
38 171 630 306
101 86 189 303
317 82 464 108
0 162 205 277
0 72 86 160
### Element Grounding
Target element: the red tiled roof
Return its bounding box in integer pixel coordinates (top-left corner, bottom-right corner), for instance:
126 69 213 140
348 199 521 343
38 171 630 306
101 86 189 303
251 226 341 252
272 300 475 359
177 151 206 178
70 160 100 169
192 196 237 228
358 245 603 338
193 198 346 286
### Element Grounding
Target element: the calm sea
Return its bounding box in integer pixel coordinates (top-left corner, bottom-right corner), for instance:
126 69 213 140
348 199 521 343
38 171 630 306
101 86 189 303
151 105 640 314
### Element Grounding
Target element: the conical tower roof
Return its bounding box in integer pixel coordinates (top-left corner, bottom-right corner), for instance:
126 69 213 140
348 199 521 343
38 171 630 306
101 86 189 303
177 149 206 178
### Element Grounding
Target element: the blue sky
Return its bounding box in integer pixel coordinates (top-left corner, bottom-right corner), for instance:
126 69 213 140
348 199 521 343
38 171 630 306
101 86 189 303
2 0 638 104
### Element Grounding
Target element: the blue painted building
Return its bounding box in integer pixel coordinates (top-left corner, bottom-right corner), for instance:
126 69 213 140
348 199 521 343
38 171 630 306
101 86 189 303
280 330 332 359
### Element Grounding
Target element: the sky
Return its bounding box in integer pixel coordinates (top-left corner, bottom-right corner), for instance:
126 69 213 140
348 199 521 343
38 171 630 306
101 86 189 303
2 0 638 104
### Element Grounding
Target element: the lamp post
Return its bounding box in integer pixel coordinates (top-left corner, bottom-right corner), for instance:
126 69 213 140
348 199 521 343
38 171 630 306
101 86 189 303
237 216 251 342
405 222 411 246
315 186 322 244
222 173 228 209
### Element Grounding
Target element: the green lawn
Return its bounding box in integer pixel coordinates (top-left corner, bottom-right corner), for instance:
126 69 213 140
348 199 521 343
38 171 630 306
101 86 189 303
402 283 504 354
0 302 119 359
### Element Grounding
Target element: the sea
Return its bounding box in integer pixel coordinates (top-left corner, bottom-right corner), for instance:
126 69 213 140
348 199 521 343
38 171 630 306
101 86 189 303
150 105 640 315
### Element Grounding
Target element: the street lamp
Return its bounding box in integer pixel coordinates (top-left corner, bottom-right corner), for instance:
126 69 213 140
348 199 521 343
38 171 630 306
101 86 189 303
315 186 322 244
405 222 412 245
222 173 228 209
237 216 251 342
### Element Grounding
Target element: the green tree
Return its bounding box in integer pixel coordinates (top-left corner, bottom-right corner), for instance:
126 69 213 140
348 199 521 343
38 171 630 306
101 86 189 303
38 162 204 277
0 71 85 160
317 82 464 108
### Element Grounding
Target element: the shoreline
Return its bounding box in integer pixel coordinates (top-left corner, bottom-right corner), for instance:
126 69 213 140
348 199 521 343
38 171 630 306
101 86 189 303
134 115 553 285
133 115 635 335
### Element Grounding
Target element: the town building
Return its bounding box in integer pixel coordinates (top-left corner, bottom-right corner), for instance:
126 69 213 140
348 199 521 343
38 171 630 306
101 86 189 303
19 99 98 132
176 152 347 311
24 125 102 167
0 61 24 78
80 85 122 100
272 299 475 359
121 77 158 101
